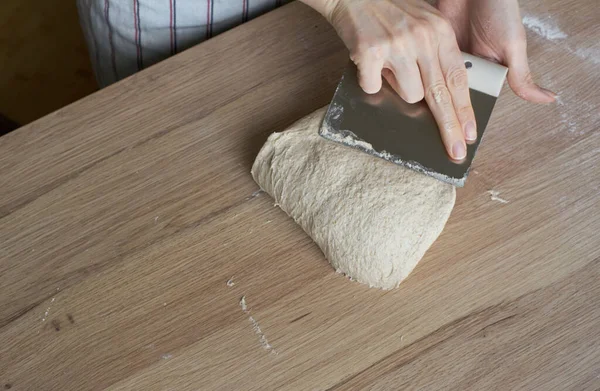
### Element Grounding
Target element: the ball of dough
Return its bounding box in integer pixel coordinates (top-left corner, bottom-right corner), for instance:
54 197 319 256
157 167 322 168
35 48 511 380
251 108 455 289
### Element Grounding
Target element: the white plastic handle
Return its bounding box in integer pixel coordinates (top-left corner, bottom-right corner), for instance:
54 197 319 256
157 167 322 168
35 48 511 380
461 52 508 98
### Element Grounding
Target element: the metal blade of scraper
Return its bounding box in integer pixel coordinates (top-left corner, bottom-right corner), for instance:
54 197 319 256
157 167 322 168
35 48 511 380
319 52 508 187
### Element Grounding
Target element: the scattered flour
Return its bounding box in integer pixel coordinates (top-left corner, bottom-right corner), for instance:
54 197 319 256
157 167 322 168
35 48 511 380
555 96 577 133
488 190 509 204
238 296 277 354
41 307 51 322
560 112 578 133
239 296 248 311
572 47 600 65
41 297 56 322
247 190 263 200
522 15 567 40
533 31 586 136
248 316 274 352
522 14 599 69
549 87 597 136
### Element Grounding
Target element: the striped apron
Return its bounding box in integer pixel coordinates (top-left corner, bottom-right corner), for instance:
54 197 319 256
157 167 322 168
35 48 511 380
77 0 291 88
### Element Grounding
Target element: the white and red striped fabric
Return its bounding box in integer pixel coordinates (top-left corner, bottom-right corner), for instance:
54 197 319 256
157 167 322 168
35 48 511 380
77 0 290 87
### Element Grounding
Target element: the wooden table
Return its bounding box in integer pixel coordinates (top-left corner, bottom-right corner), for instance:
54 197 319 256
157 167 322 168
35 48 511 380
1 1 599 389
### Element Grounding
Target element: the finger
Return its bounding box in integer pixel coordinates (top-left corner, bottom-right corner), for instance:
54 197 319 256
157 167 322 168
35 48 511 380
380 70 428 118
381 68 400 96
353 50 385 94
505 41 556 103
418 54 466 161
381 69 405 101
439 42 477 142
384 58 424 103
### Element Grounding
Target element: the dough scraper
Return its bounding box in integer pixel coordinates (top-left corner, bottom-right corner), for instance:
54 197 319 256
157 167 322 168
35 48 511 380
319 53 508 187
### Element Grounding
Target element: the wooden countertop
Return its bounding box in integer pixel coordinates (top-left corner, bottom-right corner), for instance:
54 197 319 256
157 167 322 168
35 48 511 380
1 1 599 389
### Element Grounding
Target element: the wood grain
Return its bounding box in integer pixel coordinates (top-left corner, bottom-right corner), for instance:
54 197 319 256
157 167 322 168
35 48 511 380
1 1 599 390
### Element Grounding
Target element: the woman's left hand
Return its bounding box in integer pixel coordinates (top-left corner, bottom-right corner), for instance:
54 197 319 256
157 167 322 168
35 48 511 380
437 0 556 103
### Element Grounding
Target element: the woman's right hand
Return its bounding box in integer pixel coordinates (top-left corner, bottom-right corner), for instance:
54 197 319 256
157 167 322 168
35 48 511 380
302 0 475 161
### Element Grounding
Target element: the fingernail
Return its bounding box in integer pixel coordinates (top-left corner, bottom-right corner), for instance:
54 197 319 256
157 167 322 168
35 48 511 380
452 141 466 160
465 121 477 141
541 88 557 100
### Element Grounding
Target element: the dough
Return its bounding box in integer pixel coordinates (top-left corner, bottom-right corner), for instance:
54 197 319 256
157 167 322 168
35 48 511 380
251 108 456 289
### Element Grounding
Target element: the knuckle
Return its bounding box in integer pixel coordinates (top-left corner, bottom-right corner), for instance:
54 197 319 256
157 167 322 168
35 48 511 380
457 105 474 120
390 34 407 49
350 50 367 65
427 83 451 104
440 21 455 36
447 67 469 89
353 40 384 62
440 119 458 134
407 20 431 40
408 16 454 45
520 70 534 84
430 14 453 35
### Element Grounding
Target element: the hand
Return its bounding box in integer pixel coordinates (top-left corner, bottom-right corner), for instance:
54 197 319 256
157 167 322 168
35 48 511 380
302 0 474 161
437 0 556 103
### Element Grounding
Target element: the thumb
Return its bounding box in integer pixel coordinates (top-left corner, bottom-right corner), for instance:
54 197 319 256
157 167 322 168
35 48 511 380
506 41 556 103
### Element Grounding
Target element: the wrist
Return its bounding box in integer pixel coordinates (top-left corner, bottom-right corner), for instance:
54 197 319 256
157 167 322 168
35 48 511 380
300 0 341 22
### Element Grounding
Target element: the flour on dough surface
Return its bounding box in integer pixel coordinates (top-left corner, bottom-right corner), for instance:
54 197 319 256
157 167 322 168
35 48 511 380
251 108 455 289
